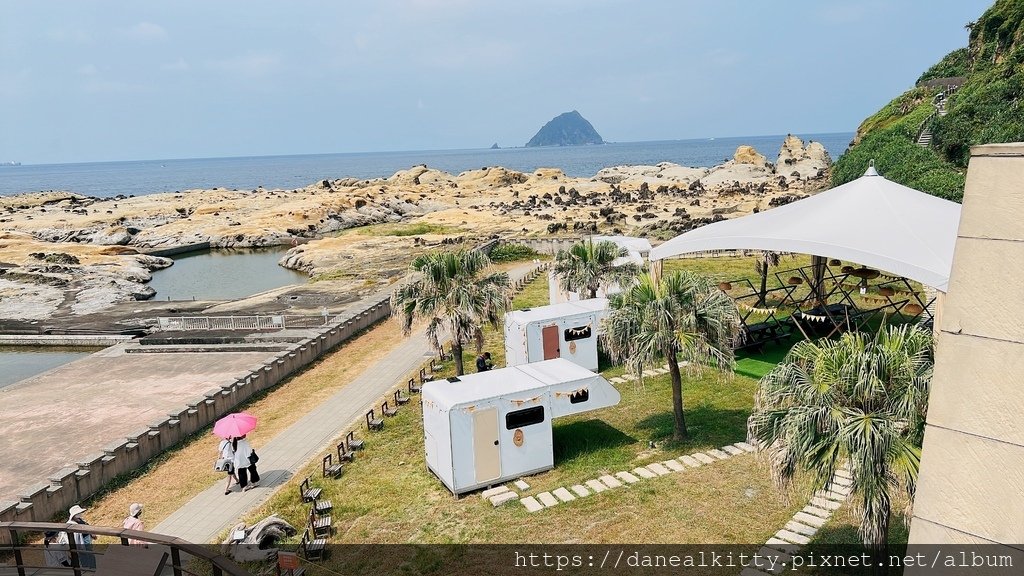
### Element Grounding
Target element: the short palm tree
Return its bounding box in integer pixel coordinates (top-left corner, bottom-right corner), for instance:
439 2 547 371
391 249 512 375
748 325 933 562
604 270 739 441
553 239 640 299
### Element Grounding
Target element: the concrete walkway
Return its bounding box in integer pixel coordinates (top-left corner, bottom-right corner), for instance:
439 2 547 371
154 262 541 543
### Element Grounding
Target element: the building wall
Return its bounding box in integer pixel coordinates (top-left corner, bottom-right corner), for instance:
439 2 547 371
908 143 1024 550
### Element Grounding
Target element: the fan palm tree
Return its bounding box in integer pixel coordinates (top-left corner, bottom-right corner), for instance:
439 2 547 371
604 270 739 441
391 249 512 375
748 325 933 565
553 239 641 299
754 251 783 307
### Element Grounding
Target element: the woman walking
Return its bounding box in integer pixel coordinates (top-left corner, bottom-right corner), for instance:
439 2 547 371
64 505 96 569
232 435 260 491
218 436 237 495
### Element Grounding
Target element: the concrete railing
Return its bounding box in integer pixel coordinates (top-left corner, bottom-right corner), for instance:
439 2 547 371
156 314 334 332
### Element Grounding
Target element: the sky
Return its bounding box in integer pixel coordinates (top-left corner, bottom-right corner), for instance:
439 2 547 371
0 0 994 165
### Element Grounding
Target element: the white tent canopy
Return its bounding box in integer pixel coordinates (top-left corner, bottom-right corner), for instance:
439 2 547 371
649 167 962 291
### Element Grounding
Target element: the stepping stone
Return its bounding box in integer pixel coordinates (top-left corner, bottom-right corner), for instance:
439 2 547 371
793 511 827 528
810 496 842 511
570 485 591 497
513 479 530 491
646 462 672 476
775 529 811 546
802 505 832 519
537 492 559 507
679 455 702 467
834 469 852 480
642 370 658 377
599 474 623 488
735 441 757 453
654 367 669 374
610 377 625 384
633 467 657 479
832 475 853 487
785 520 818 537
816 489 848 502
764 538 800 554
757 547 792 571
722 445 745 456
520 496 543 513
552 487 576 503
741 569 773 576
708 448 731 460
692 452 715 465
585 479 608 493
615 471 641 484
663 459 685 472
490 492 518 507
481 486 510 499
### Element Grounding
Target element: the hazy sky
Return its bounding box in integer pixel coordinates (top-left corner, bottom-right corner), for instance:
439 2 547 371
1 0 991 164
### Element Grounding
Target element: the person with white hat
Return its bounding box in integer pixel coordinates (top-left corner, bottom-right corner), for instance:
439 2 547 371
123 503 146 545
64 504 96 569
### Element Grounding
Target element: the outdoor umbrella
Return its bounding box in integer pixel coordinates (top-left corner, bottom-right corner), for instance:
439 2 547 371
213 412 258 439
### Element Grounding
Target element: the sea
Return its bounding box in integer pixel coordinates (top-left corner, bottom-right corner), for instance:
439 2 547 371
0 133 853 199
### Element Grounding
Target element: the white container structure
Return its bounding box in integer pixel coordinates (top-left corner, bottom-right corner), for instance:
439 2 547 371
422 358 620 495
503 298 609 372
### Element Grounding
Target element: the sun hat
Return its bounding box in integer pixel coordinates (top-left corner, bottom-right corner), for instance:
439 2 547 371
129 503 143 517
68 504 87 517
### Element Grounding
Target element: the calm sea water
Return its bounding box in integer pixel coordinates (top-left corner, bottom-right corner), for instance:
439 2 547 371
0 347 97 389
0 133 852 198
147 247 308 301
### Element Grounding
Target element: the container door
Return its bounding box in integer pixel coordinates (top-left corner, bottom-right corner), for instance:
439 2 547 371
473 407 501 483
541 324 560 360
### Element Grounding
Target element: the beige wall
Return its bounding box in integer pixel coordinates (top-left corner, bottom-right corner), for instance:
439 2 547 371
909 143 1024 552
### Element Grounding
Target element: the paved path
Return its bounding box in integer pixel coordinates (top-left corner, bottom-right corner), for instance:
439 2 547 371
154 262 541 542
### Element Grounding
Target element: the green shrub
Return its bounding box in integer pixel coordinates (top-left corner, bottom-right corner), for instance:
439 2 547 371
489 242 540 262
917 48 970 84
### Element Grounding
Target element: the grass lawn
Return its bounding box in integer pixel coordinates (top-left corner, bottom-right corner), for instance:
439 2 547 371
247 271 814 559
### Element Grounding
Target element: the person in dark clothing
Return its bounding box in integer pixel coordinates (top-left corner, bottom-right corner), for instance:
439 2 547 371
476 352 493 372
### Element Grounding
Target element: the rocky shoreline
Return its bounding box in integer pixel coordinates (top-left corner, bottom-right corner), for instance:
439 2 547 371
0 136 831 322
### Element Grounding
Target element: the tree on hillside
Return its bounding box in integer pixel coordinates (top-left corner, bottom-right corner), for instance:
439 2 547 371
391 249 512 375
553 239 641 299
604 270 739 441
748 325 933 568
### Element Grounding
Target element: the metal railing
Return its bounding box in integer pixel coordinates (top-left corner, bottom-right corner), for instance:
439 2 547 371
157 314 334 331
0 521 250 576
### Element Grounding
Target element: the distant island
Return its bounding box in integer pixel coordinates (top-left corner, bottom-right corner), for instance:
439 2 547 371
525 110 604 147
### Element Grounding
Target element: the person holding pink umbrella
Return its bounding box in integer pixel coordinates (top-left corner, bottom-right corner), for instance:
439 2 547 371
214 413 257 494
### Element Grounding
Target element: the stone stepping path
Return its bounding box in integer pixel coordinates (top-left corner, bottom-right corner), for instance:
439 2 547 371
518 441 757 513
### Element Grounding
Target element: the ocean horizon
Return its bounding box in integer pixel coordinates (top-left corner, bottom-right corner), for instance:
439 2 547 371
0 132 853 199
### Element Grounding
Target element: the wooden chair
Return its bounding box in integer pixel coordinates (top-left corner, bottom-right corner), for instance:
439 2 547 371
322 453 342 479
382 401 398 417
408 377 421 394
394 389 409 406
337 440 355 463
312 493 332 515
299 476 322 503
308 506 332 538
346 430 364 451
299 527 326 561
366 408 384 431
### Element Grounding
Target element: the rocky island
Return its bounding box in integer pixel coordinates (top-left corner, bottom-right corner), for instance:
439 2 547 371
0 135 830 326
526 110 604 147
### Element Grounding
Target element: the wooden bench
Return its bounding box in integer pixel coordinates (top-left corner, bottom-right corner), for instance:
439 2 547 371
337 440 355 463
382 401 398 417
394 389 410 406
346 430 364 451
408 377 421 394
366 409 384 431
308 506 332 539
299 476 323 504
322 453 342 479
299 527 326 561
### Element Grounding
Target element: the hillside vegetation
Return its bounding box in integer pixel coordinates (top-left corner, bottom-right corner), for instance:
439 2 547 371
833 0 1024 202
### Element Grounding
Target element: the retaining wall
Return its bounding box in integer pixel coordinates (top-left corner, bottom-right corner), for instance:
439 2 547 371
0 296 393 538
0 334 135 347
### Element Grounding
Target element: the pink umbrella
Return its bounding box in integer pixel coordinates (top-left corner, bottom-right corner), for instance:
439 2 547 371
213 412 258 439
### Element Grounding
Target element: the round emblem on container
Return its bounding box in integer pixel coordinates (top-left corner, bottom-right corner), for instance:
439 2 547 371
513 428 524 447
568 341 577 354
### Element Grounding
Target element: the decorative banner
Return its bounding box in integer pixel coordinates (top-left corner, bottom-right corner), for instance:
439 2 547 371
799 313 829 323
510 395 542 406
737 301 778 315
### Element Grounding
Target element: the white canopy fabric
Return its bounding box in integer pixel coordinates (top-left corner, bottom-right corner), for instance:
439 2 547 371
649 167 962 291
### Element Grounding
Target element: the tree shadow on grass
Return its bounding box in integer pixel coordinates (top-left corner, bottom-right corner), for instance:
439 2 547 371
633 404 752 449
552 419 637 463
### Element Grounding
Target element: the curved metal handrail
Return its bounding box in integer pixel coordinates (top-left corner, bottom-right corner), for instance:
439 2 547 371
0 521 251 576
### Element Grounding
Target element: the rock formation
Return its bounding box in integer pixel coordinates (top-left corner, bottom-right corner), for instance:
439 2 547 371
526 111 604 147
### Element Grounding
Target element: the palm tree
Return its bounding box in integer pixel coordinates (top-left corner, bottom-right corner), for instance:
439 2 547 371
747 325 933 565
604 270 739 441
553 239 640 299
754 251 782 307
391 249 512 375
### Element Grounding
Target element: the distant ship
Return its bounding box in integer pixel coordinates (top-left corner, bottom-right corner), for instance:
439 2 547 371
1 161 20 166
